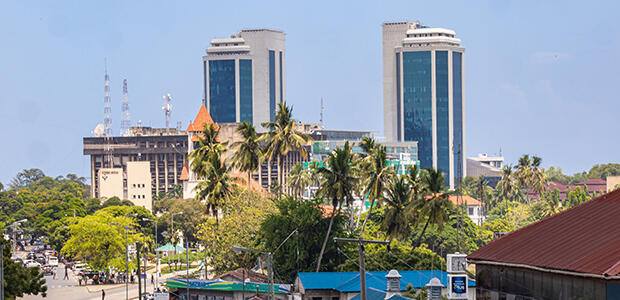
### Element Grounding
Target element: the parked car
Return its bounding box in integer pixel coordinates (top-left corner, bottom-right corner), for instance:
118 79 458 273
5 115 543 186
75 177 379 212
25 260 41 268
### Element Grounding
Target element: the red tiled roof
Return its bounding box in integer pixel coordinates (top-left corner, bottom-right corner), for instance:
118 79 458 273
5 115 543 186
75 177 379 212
188 104 217 132
448 195 484 206
468 188 620 276
180 162 189 181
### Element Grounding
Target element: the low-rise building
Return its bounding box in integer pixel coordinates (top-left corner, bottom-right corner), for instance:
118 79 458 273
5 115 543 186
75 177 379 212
294 270 475 300
83 126 188 203
165 278 290 300
448 195 485 225
468 188 620 299
466 154 504 187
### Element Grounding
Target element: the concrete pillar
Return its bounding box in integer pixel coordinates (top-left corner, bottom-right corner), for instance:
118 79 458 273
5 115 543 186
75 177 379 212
174 153 178 185
164 153 169 192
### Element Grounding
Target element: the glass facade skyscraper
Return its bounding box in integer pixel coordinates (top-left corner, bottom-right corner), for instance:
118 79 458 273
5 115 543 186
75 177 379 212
203 29 285 130
383 22 465 188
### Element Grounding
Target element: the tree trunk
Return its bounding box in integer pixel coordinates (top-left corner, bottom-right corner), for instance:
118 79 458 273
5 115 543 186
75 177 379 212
360 198 376 233
278 155 283 200
316 207 337 272
248 171 251 190
415 217 431 248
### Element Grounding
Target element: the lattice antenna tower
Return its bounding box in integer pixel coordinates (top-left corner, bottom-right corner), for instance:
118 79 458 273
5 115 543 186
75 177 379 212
162 93 172 129
320 97 324 127
120 79 131 136
103 62 112 136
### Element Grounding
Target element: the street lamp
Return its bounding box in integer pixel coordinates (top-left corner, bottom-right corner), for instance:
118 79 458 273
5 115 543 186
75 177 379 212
112 222 133 300
142 217 158 291
232 247 274 300
171 212 183 270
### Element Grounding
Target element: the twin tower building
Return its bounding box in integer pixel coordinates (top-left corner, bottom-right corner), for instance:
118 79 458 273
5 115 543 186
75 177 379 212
204 22 465 188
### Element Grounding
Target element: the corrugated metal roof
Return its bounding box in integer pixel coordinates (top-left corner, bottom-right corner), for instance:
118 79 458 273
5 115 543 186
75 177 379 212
297 270 474 292
468 188 620 276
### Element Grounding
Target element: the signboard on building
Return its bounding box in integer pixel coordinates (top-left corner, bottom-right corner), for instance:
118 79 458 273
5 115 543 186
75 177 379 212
447 253 468 299
154 292 169 300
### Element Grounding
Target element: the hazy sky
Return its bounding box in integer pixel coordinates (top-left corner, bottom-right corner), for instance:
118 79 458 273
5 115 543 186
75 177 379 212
1 0 619 184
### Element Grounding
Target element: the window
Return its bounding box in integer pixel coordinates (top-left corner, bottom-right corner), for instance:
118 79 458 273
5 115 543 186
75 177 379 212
209 59 236 122
469 207 475 215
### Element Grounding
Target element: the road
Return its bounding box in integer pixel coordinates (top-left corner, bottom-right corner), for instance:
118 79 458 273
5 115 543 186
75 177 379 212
19 263 160 300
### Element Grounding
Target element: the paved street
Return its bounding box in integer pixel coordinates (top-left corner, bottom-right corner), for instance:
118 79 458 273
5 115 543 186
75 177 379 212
19 263 160 300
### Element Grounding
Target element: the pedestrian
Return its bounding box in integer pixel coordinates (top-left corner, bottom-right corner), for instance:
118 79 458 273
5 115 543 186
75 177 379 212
102 289 105 300
53 268 57 280
151 274 154 285
78 276 82 286
64 265 69 280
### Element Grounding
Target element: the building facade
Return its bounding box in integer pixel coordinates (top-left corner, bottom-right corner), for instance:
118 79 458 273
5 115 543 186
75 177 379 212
203 29 286 130
383 21 466 188
83 126 188 203
466 153 504 187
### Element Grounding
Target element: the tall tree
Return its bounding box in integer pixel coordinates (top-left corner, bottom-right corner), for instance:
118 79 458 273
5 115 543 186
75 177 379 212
315 142 356 272
381 175 413 241
194 152 237 220
287 163 311 200
232 122 262 190
361 145 393 232
260 103 313 199
415 169 450 247
189 123 227 179
497 165 516 214
1 239 47 299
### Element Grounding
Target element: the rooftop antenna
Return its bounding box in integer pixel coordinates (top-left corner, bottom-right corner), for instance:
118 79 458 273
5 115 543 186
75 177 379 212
320 97 324 127
104 59 112 136
162 93 172 129
120 79 131 136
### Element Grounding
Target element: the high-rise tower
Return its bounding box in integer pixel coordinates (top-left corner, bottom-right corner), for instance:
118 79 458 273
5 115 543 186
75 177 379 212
383 22 465 188
120 79 131 136
104 67 112 136
202 29 285 130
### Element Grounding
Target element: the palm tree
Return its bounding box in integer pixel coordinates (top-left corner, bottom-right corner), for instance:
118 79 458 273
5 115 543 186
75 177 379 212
189 123 227 178
260 103 313 199
381 175 413 241
415 168 450 247
193 152 238 222
360 145 393 232
287 162 311 200
189 123 236 222
232 122 262 190
530 156 548 200
497 165 516 214
315 142 356 272
477 175 489 211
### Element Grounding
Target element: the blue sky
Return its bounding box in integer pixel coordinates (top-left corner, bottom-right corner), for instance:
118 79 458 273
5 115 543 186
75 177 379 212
1 0 619 184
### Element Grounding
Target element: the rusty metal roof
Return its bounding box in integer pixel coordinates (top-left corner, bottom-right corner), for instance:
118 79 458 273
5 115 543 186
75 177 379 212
468 188 620 276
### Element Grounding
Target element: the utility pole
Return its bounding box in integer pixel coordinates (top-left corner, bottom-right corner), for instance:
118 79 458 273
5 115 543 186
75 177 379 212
137 242 142 300
333 238 390 300
186 237 189 300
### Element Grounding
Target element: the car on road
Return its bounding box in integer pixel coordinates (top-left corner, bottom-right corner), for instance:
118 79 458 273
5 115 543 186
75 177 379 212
42 264 55 275
74 262 90 273
25 260 41 268
47 256 58 267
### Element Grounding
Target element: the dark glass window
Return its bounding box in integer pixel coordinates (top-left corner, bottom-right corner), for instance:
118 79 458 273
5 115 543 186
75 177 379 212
452 51 464 184
396 52 401 141
209 59 236 123
436 51 449 185
279 51 283 102
403 51 432 170
239 59 253 123
269 50 276 122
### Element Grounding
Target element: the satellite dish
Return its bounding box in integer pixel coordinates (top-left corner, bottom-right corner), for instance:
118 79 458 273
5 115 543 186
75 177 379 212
94 124 105 137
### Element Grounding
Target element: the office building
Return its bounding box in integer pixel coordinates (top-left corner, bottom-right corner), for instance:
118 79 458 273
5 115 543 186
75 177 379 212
383 21 465 188
203 29 286 129
467 153 504 187
83 126 188 203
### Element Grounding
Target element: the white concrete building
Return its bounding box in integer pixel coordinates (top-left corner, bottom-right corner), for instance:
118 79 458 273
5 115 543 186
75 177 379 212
383 21 466 189
97 168 123 200
126 161 153 211
203 29 285 131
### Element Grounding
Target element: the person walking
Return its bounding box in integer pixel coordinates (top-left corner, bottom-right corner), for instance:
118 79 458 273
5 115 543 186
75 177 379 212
102 289 105 300
78 276 82 286
63 265 69 280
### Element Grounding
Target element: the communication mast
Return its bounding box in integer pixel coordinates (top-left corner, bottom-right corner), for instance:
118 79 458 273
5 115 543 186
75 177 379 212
320 97 324 127
162 93 172 129
120 79 131 136
104 63 112 136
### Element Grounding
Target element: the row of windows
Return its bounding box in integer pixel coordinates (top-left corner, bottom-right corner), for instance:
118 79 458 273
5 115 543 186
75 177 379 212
132 194 147 199
406 33 454 38
436 50 450 186
209 59 236 123
132 183 146 188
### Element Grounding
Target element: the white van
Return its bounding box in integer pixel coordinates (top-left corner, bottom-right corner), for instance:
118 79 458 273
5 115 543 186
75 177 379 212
47 256 58 267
